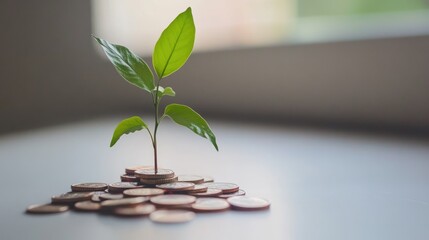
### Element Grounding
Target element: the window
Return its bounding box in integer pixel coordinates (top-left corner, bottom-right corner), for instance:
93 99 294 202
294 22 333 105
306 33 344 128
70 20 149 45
92 0 429 55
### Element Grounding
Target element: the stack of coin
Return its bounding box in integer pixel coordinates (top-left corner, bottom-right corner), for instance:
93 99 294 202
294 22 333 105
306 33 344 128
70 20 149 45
120 166 151 183
125 165 151 175
135 168 178 185
25 166 270 223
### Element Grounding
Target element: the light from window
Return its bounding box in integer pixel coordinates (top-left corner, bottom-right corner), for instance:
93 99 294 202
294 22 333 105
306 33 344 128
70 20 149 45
92 0 429 55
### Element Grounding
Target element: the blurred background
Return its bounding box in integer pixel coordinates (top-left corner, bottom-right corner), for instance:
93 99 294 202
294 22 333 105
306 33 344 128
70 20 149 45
2 2 429 239
1 0 429 135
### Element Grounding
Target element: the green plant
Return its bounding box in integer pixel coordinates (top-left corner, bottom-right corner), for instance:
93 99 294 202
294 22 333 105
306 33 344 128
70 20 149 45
93 7 218 172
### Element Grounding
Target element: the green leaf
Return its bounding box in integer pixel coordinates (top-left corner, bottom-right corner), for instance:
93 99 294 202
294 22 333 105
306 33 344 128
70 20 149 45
161 87 176 97
93 36 155 92
153 7 195 78
152 86 176 100
164 104 218 151
110 116 148 147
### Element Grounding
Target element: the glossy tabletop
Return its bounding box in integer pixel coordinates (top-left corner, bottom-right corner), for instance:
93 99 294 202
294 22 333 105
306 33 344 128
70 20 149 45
0 117 428 240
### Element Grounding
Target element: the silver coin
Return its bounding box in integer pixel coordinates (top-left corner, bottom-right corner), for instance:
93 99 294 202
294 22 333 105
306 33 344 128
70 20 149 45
189 188 222 197
218 189 246 199
201 182 239 193
177 175 204 184
178 184 208 193
156 182 195 191
90 191 108 202
192 198 230 212
202 176 214 183
227 196 270 210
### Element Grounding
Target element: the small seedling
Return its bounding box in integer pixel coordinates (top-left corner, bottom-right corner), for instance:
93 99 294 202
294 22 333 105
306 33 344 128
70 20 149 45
93 7 218 172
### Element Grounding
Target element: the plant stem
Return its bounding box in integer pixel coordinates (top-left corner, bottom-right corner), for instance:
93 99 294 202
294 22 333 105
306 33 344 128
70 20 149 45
152 78 162 173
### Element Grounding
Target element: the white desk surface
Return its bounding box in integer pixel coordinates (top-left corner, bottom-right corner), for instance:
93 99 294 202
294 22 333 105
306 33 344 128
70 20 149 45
0 117 428 240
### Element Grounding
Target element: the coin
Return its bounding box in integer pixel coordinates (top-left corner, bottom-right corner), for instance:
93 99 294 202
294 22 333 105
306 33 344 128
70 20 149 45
101 197 149 209
26 204 69 214
203 176 214 183
52 192 93 204
108 182 142 193
150 194 196 207
156 182 195 191
140 176 178 185
90 191 108 202
120 174 140 182
201 182 239 193
114 204 156 217
123 188 165 197
71 183 108 192
176 184 208 194
155 204 193 210
149 210 195 223
218 189 246 199
177 175 204 184
189 188 222 197
227 196 270 210
191 198 230 212
135 168 174 179
99 193 124 201
125 165 152 175
74 201 101 211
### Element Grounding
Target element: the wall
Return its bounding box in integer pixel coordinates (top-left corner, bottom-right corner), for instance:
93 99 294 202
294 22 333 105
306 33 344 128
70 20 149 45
1 1 429 134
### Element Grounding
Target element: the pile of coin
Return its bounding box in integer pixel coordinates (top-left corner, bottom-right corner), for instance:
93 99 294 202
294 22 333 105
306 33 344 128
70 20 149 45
26 166 270 223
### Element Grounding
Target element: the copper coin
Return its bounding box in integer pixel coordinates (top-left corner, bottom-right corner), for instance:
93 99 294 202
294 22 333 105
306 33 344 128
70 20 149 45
90 191 108 202
227 196 270 210
114 204 156 217
108 182 142 193
177 175 204 184
155 204 193 210
135 168 175 179
123 188 165 197
52 192 93 204
201 182 239 194
156 182 195 191
177 184 208 194
71 183 108 192
26 204 69 214
125 165 152 175
101 197 149 209
74 201 101 211
140 176 178 185
150 194 196 207
191 198 230 212
99 193 124 201
218 189 246 199
190 188 222 197
202 176 214 183
149 210 195 223
120 174 140 182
